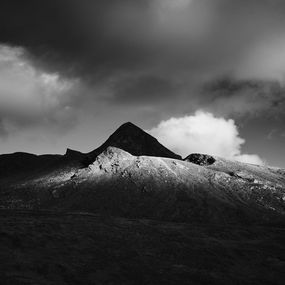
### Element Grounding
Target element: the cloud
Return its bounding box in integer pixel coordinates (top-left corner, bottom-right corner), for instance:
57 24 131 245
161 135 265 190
236 154 264 166
236 36 285 83
0 0 284 165
111 75 178 104
0 44 79 136
1 0 285 113
201 77 285 116
148 111 264 165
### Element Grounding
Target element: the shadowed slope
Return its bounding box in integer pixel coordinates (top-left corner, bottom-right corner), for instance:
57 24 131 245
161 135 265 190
86 122 181 163
1 211 284 285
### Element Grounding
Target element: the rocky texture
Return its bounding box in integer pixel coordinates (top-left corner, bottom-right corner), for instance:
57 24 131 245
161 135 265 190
1 146 284 225
0 122 284 225
184 153 216 166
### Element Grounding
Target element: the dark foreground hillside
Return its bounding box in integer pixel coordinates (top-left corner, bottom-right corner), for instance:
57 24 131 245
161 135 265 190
0 210 284 285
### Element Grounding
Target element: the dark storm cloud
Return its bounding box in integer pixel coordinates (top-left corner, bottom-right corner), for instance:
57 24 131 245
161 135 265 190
1 0 285 166
1 0 285 117
201 77 285 116
112 75 178 104
0 0 155 78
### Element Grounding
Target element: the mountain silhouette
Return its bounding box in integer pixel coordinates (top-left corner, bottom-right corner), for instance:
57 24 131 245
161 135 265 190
86 122 181 163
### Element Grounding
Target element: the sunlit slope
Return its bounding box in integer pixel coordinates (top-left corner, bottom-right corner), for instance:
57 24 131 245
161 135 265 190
1 147 283 224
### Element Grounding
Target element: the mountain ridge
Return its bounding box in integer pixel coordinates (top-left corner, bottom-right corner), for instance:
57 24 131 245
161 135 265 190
0 122 284 225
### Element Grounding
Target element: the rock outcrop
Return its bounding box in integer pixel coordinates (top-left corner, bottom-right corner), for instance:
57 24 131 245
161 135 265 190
184 153 216 166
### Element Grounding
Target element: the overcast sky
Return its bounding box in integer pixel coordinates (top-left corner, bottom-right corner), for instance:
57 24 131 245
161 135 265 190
0 0 285 167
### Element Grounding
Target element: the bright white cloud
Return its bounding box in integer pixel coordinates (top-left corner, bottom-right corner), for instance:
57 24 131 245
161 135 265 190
148 110 264 165
235 154 264 165
0 44 78 135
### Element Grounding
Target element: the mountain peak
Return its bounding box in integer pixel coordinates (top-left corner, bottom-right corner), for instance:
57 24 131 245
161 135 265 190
87 122 181 162
117 121 137 129
112 122 145 136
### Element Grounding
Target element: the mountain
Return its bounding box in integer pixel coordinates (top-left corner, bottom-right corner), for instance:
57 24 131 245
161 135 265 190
1 122 284 284
86 122 182 163
0 145 284 224
0 122 284 225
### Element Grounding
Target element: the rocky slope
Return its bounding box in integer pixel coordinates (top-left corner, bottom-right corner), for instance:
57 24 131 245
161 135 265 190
1 122 284 285
0 123 284 225
0 146 284 225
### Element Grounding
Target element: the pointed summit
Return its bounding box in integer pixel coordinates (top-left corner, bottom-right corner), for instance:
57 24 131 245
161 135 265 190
87 122 181 161
116 121 139 131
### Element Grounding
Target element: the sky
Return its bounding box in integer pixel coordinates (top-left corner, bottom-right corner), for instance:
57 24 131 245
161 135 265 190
0 0 285 167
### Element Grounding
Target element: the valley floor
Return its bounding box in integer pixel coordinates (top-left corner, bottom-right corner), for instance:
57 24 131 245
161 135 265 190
0 210 284 285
